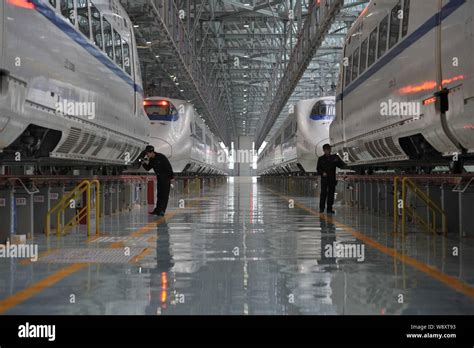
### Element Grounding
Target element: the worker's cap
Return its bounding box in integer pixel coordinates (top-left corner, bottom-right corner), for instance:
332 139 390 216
144 145 155 154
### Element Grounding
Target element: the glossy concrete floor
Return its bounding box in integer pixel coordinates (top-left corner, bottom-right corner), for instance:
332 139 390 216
1 177 474 315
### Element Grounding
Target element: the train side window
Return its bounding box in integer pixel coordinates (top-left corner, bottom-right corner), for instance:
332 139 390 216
114 30 123 68
274 134 281 147
367 28 377 67
49 0 57 8
359 38 368 74
60 0 75 26
389 1 401 49
90 3 103 50
123 40 131 75
351 47 359 81
76 0 90 38
344 54 352 87
284 124 292 142
195 125 203 142
377 15 388 59
103 19 114 60
402 0 410 37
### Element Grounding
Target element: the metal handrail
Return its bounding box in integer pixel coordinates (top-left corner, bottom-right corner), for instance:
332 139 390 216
45 180 100 237
393 177 447 235
8 178 40 195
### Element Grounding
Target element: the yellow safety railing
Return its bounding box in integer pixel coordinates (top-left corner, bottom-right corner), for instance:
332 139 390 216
393 177 447 235
45 180 100 237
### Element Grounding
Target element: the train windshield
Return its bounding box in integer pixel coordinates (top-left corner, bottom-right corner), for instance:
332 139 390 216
144 100 179 121
310 101 335 120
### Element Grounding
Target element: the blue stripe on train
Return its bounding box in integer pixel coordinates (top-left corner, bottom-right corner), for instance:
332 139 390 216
148 114 180 121
309 115 335 121
336 0 465 102
30 0 144 94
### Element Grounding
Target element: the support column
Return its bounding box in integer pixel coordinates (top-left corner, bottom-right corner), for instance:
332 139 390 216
0 187 14 244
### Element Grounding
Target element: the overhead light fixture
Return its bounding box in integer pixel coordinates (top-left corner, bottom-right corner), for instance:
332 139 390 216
133 25 139 28
146 41 152 45
180 89 184 92
155 55 160 58
243 24 250 28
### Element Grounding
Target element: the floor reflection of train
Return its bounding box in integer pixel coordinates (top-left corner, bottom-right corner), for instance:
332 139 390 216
144 97 228 175
257 97 335 175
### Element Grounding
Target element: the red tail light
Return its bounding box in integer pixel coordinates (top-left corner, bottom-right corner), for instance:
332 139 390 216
7 0 35 9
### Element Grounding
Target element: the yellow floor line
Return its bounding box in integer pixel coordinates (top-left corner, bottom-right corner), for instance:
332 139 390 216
130 248 152 263
0 263 88 314
266 188 474 298
0 208 181 313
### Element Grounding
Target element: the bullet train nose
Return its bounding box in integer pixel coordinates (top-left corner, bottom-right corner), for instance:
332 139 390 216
315 139 329 157
150 137 172 158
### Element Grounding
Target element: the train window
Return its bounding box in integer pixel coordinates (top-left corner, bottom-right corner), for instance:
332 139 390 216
90 3 103 50
76 0 90 38
49 0 57 8
195 125 203 141
103 19 114 60
389 1 401 49
114 30 123 68
60 0 75 26
123 40 131 75
359 38 368 74
344 54 352 87
351 47 359 81
284 124 292 141
144 100 178 121
311 101 335 119
274 134 281 147
206 135 211 147
402 0 410 37
367 28 377 67
377 15 388 59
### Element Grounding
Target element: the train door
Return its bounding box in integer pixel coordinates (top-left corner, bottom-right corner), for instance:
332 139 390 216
438 0 473 153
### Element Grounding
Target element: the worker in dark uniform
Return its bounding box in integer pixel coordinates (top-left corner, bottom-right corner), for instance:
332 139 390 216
141 145 174 216
316 144 345 214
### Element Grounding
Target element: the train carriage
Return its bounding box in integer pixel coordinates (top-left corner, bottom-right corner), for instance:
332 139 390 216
257 97 335 175
144 97 228 175
330 0 474 173
0 0 149 172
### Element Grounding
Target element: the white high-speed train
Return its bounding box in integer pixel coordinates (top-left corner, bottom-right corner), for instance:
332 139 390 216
0 0 149 172
330 0 474 173
144 97 228 175
257 97 335 175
